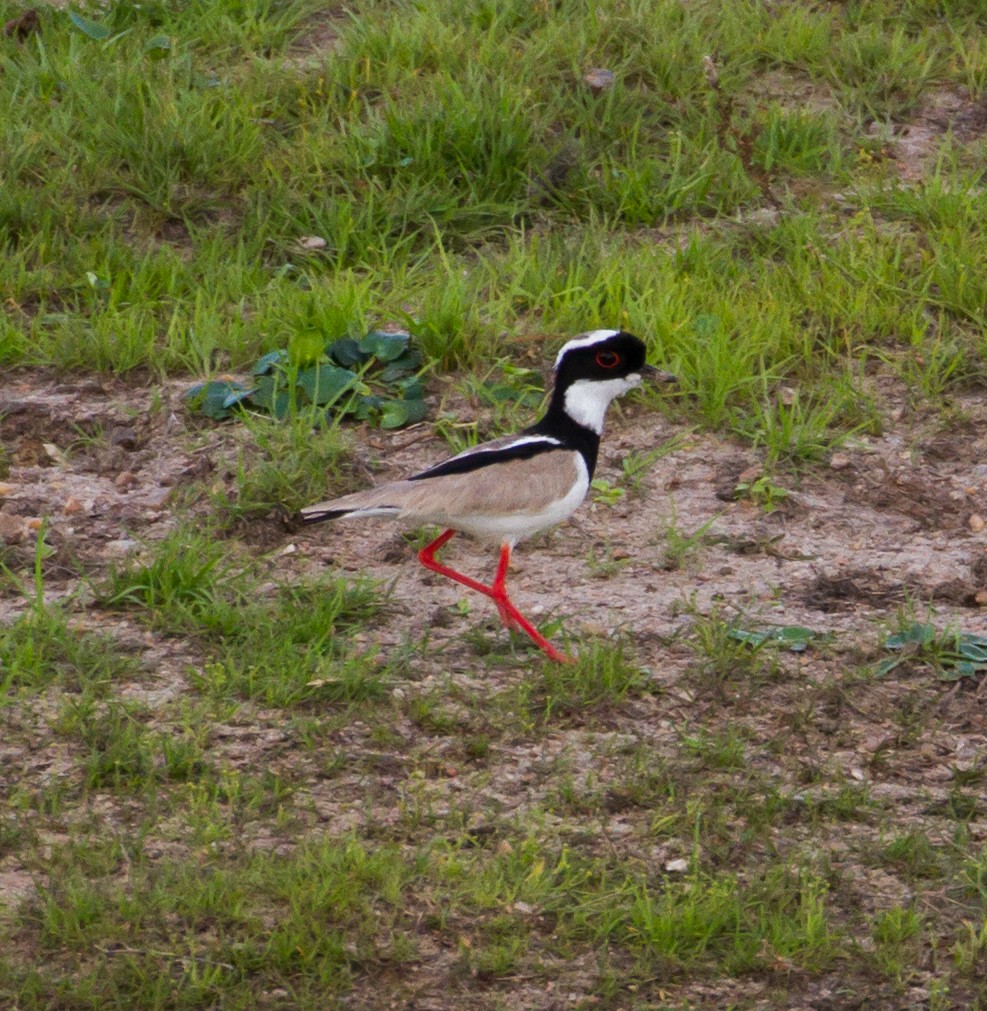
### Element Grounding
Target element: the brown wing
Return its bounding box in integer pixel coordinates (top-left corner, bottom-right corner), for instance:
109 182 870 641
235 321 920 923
301 449 582 524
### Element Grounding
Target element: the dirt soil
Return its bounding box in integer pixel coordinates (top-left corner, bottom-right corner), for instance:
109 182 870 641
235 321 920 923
3 373 985 644
2 371 987 1008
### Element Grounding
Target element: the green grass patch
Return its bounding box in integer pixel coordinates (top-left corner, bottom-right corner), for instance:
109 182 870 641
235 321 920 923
1 0 983 469
96 527 391 706
0 605 140 702
508 641 651 723
4 1 987 1005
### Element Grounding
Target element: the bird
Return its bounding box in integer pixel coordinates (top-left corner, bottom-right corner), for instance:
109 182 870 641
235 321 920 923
300 329 676 663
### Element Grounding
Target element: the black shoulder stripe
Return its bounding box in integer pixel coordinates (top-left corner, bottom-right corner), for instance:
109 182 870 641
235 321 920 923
409 439 562 481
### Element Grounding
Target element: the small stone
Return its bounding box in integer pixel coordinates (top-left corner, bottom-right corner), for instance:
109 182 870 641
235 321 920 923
63 497 83 515
114 471 136 492
144 487 174 509
665 858 689 873
299 235 327 250
975 590 987 607
583 68 615 94
829 452 851 470
109 426 138 450
3 9 40 42
703 55 719 87
580 621 608 637
105 538 139 557
968 513 985 533
0 513 28 543
25 517 43 531
0 483 12 497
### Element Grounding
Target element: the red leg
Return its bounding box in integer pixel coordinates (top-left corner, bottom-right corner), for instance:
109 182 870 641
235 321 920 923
418 531 571 663
491 544 519 629
418 529 494 598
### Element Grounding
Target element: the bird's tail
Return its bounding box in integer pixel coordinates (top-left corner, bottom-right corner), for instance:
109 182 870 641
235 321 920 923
299 484 411 525
299 505 353 525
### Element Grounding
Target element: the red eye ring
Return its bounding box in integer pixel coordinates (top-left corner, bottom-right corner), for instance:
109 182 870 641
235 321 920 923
595 350 620 368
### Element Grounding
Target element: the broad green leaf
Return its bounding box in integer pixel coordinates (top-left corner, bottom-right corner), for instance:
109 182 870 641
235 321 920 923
296 365 359 406
145 34 172 59
68 10 112 39
189 331 427 428
359 330 409 361
249 375 286 412
353 394 384 421
326 338 363 368
252 350 288 376
380 398 428 429
222 386 256 409
692 314 722 339
874 656 906 678
268 391 291 419
957 635 987 662
186 380 250 420
393 376 425 400
379 349 424 382
249 377 292 419
885 623 936 649
940 661 985 681
729 625 822 652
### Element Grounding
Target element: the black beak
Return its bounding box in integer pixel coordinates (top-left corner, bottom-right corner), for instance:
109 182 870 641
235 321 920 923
640 364 677 384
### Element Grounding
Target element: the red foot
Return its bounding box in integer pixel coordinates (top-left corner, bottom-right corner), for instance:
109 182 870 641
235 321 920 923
418 530 572 663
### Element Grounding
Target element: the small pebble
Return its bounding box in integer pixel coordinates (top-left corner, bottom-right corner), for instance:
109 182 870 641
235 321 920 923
105 539 139 557
583 67 615 94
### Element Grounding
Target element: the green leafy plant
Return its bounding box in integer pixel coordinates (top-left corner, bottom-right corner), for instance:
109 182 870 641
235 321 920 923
734 474 792 512
729 624 830 653
590 479 624 506
186 330 427 429
878 623 987 680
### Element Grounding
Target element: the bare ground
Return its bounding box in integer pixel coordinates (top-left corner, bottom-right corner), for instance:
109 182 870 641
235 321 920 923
2 372 987 1008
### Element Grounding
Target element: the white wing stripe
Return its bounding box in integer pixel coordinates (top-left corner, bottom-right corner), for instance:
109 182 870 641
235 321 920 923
553 329 621 369
449 434 560 462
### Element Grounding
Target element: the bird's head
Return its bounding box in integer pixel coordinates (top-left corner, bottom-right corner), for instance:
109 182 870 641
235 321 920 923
552 329 675 433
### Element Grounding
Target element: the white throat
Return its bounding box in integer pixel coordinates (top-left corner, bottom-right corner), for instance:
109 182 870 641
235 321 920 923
563 375 640 434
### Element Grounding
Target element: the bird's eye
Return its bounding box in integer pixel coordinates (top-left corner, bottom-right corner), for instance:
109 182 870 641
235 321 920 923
595 350 620 368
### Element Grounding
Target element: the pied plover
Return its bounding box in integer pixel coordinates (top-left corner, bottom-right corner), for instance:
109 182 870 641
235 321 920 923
301 329 675 662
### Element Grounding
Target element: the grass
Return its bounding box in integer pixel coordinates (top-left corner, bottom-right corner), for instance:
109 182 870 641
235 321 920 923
2 0 985 454
0 604 140 700
95 525 391 706
3 0 987 1007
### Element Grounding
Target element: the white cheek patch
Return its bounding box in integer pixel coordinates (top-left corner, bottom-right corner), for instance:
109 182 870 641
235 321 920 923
563 376 635 433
